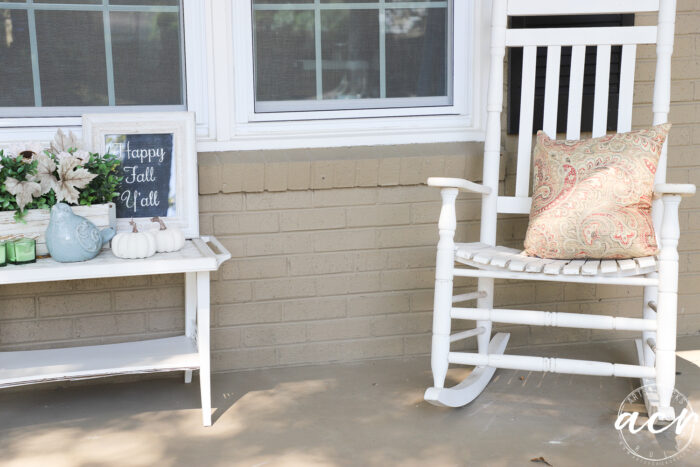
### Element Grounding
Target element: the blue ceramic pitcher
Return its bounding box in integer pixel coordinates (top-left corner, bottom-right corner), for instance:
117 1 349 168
45 203 116 263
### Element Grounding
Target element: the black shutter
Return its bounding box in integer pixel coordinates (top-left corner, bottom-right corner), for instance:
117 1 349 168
507 14 634 135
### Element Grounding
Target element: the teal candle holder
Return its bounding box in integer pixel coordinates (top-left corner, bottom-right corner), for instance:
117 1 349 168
0 240 6 267
13 238 36 265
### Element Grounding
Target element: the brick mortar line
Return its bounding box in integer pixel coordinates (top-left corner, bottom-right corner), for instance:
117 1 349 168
4 307 182 324
226 244 439 256
212 221 479 238
1 282 181 295
224 266 439 282
33 306 187 321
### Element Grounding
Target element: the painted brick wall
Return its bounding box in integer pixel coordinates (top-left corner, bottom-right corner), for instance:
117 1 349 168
1 7 699 372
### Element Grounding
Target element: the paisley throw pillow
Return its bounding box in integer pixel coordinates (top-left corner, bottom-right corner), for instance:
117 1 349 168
523 124 670 259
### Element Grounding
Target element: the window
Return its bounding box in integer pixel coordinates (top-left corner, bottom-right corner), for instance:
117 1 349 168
252 0 452 113
0 0 185 118
1 1 487 150
223 0 483 148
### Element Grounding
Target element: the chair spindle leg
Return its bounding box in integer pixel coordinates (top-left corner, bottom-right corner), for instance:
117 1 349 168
431 188 458 389
656 195 681 418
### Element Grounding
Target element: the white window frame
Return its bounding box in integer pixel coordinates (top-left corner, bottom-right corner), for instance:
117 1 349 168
0 0 210 143
199 0 489 150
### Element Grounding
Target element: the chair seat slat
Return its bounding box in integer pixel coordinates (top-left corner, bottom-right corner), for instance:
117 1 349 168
490 246 522 268
581 259 602 276
470 245 519 267
543 260 568 275
563 259 586 275
508 255 539 272
600 260 619 274
636 256 657 270
455 243 490 261
524 257 555 273
617 259 638 272
472 249 497 265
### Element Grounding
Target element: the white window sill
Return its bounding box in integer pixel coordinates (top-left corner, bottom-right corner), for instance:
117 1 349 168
198 115 485 152
0 117 209 146
0 115 484 152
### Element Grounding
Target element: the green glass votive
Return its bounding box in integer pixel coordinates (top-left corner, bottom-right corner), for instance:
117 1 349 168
13 238 36 265
0 240 6 267
6 240 17 264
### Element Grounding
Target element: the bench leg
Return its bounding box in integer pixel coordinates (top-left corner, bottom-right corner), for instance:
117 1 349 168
197 271 212 427
185 272 197 384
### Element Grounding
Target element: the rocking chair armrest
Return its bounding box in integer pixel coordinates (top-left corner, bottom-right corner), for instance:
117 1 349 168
653 183 696 198
427 177 492 195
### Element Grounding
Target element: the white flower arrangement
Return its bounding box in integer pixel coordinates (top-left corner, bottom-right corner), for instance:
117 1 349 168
0 130 122 222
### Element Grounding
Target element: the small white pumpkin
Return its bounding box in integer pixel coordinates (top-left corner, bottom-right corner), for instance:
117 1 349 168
150 216 185 253
111 220 157 259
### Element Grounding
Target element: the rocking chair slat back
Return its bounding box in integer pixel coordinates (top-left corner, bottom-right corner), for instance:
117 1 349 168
506 0 660 16
618 44 638 133
566 45 586 141
492 1 666 218
514 46 538 198
542 46 561 138
592 45 612 137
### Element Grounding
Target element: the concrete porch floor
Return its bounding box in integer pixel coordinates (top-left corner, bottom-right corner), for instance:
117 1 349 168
1 337 699 467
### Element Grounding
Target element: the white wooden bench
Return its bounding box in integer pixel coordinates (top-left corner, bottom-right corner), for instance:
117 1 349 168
0 236 230 427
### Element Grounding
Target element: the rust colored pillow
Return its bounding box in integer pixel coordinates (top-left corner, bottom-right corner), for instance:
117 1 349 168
524 124 670 259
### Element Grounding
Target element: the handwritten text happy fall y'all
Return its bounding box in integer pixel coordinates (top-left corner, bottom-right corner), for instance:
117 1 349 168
113 141 164 213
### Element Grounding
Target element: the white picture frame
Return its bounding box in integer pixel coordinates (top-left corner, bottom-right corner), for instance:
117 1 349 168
82 111 199 239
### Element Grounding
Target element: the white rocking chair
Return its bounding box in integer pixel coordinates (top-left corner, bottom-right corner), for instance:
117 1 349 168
425 0 696 421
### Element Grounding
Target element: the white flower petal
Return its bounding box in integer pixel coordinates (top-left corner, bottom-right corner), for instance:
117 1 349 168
4 141 47 158
55 155 96 204
73 150 91 162
5 177 42 211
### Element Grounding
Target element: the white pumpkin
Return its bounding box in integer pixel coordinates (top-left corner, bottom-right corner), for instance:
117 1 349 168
111 221 157 259
150 216 185 253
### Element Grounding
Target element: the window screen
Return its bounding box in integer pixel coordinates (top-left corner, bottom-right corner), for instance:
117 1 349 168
252 0 452 113
0 0 184 115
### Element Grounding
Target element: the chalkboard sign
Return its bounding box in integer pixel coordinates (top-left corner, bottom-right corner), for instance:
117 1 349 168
105 133 177 219
83 111 199 239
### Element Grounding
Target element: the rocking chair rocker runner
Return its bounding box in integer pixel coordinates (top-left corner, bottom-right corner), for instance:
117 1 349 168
425 0 696 420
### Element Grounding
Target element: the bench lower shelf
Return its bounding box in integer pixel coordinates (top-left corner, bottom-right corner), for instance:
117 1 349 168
0 335 199 388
